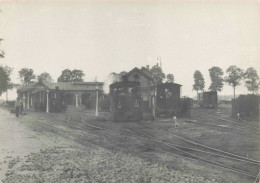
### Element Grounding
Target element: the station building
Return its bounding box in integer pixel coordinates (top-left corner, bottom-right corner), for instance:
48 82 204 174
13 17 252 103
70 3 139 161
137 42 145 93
17 81 104 113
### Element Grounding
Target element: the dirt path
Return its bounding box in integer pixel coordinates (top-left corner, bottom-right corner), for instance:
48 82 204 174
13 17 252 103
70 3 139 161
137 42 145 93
0 108 78 181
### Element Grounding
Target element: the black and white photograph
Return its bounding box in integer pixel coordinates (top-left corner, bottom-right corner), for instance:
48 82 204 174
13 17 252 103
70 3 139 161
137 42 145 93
0 0 260 182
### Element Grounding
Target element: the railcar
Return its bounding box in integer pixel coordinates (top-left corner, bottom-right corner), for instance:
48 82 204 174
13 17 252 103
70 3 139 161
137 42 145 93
155 83 182 117
109 81 143 122
198 91 218 108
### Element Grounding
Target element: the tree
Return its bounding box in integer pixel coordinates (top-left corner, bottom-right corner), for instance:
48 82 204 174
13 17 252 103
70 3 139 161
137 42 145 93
166 74 174 83
224 65 244 99
0 39 5 58
0 65 15 101
0 66 8 97
37 72 53 83
208 67 224 92
244 67 260 94
57 69 85 82
19 68 36 84
71 69 85 82
193 70 205 99
150 64 165 84
57 69 72 82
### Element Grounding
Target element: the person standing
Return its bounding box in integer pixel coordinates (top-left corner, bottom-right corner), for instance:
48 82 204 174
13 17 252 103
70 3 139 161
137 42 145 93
19 98 23 115
173 116 178 127
15 97 20 117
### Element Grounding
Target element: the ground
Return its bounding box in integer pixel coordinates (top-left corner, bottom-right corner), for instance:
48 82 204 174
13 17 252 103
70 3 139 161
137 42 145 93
0 104 259 183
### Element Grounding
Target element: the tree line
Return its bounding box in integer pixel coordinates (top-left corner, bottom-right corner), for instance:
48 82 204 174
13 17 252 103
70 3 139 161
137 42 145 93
193 66 260 99
0 66 85 101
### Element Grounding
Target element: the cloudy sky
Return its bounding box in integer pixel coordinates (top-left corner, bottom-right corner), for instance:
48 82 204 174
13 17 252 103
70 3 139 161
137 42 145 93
0 0 260 100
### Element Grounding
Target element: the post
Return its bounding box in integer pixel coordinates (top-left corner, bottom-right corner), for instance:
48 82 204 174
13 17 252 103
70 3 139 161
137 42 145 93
39 92 41 102
23 94 26 109
76 94 79 108
79 94 82 106
46 90 49 113
151 85 156 120
95 85 99 116
31 96 33 107
27 92 30 109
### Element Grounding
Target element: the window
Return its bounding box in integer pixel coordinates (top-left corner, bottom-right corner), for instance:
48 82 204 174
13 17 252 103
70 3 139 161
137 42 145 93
134 74 139 81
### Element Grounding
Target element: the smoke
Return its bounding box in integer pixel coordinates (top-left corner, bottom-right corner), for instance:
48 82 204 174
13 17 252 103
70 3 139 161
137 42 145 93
103 73 118 94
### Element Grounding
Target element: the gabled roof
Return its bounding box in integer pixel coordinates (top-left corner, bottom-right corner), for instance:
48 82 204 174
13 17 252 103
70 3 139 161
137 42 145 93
125 67 154 81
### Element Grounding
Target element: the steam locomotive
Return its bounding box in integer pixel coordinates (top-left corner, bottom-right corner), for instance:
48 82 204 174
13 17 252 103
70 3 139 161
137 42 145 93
109 81 143 122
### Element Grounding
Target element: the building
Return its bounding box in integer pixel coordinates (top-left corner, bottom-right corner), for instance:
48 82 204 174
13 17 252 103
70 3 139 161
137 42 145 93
17 81 104 113
124 66 155 111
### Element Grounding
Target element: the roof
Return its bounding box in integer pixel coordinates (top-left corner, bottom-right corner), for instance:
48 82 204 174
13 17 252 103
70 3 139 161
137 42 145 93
17 81 104 93
156 82 182 87
17 82 38 93
109 81 140 88
125 67 154 81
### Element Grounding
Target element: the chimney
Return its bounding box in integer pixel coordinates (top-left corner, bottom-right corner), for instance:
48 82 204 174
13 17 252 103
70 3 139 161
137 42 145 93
146 65 150 70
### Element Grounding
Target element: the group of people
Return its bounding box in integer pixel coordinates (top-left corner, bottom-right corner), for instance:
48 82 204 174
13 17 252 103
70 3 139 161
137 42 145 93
15 97 24 117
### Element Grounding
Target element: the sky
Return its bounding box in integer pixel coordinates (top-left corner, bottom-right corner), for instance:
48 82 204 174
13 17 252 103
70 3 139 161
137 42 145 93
0 0 260 100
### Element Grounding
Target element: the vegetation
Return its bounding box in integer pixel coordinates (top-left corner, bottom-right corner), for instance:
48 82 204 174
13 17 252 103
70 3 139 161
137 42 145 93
166 74 174 83
57 69 85 82
0 65 16 101
108 71 127 83
19 68 36 84
0 38 5 58
150 64 165 84
193 70 205 99
224 65 244 99
37 72 53 83
208 67 224 92
244 67 260 94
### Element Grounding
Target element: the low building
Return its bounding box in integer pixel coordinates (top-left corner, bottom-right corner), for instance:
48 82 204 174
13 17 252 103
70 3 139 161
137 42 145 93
17 81 104 113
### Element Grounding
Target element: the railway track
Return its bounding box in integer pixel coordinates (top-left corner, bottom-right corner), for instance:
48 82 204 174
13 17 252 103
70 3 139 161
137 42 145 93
79 116 259 178
189 113 260 137
192 110 259 130
33 113 259 180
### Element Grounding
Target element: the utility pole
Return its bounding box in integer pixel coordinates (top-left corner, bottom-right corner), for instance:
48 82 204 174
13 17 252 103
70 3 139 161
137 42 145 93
95 82 99 116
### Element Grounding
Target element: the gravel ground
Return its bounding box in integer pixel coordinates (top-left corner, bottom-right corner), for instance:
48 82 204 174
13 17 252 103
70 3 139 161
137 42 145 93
1 106 257 183
4 145 219 183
